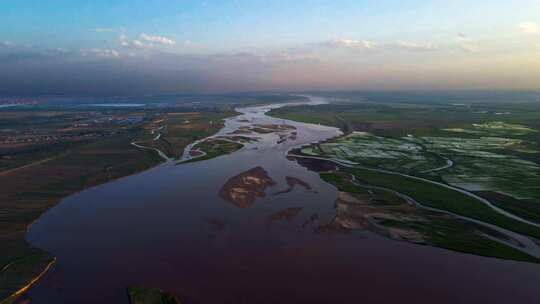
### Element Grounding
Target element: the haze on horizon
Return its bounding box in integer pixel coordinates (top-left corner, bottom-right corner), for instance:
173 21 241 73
1 0 540 95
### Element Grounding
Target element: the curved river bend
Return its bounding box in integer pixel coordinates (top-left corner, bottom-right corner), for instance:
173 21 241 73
25 97 540 304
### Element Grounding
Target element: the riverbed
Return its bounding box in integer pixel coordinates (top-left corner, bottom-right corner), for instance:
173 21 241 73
25 97 540 303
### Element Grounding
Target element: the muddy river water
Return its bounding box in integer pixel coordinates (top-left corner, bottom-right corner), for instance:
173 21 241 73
26 97 540 303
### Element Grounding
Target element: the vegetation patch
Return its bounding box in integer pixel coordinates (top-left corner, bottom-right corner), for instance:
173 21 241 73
316 169 539 263
444 121 538 137
304 132 445 174
280 103 540 222
184 138 244 163
0 109 235 303
127 286 180 304
341 166 540 239
410 136 540 200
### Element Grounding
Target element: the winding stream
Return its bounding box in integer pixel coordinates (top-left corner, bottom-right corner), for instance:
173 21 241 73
24 97 540 304
131 126 173 162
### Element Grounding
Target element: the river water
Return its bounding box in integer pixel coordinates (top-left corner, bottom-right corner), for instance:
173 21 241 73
25 97 540 303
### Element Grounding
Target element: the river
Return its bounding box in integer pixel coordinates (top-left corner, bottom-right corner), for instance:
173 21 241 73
25 97 540 303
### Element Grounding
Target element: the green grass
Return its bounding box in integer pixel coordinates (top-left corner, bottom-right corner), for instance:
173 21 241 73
320 172 369 194
344 166 540 239
269 102 540 138
274 101 540 235
308 131 540 204
380 218 539 263
306 133 447 174
154 111 237 158
0 133 163 303
0 246 53 303
183 139 243 164
0 116 229 302
475 191 540 224
319 169 539 263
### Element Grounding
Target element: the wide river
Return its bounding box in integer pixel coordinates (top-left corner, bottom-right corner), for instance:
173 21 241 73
26 97 540 303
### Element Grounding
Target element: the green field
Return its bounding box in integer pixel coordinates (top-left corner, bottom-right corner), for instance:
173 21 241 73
0 133 162 303
273 100 540 226
318 171 538 263
268 101 540 140
184 138 244 163
302 131 540 203
139 111 237 159
296 133 540 239
302 132 445 174
344 166 540 239
0 110 235 303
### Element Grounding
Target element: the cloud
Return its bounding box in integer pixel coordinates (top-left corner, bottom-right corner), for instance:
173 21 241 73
119 35 150 49
80 48 120 59
517 21 539 34
262 51 319 63
320 38 377 50
140 33 176 45
316 38 442 53
1 41 16 48
131 40 145 48
119 34 178 49
119 35 148 49
396 41 437 51
454 34 478 53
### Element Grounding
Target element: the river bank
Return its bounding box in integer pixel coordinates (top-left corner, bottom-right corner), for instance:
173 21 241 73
0 111 234 304
17 97 540 303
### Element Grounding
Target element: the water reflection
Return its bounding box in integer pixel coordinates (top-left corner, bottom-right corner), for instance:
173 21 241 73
265 207 304 224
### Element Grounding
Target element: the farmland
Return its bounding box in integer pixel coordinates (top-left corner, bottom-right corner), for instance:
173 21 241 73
301 131 540 205
272 98 540 260
316 171 538 263
0 107 236 303
272 99 540 225
185 138 244 163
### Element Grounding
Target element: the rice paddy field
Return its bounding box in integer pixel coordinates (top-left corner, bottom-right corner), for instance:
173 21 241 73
415 135 540 201
301 123 540 214
273 98 540 226
301 132 445 173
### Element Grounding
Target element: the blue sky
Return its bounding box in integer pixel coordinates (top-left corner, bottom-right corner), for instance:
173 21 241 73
1 1 539 94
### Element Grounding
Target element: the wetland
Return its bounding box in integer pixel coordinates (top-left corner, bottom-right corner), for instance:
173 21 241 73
5 95 540 303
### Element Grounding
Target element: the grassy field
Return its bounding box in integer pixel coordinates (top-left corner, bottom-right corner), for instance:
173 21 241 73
185 138 244 163
272 99 540 226
152 112 236 159
476 191 540 224
380 216 539 263
0 133 162 303
134 111 236 160
0 109 235 303
342 166 540 239
302 131 540 203
268 101 540 139
318 171 538 263
303 132 445 174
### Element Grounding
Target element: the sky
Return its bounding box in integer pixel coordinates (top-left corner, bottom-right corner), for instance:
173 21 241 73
1 0 540 95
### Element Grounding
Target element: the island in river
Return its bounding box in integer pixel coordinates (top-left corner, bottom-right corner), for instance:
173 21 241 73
0 95 278 304
3 94 540 304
